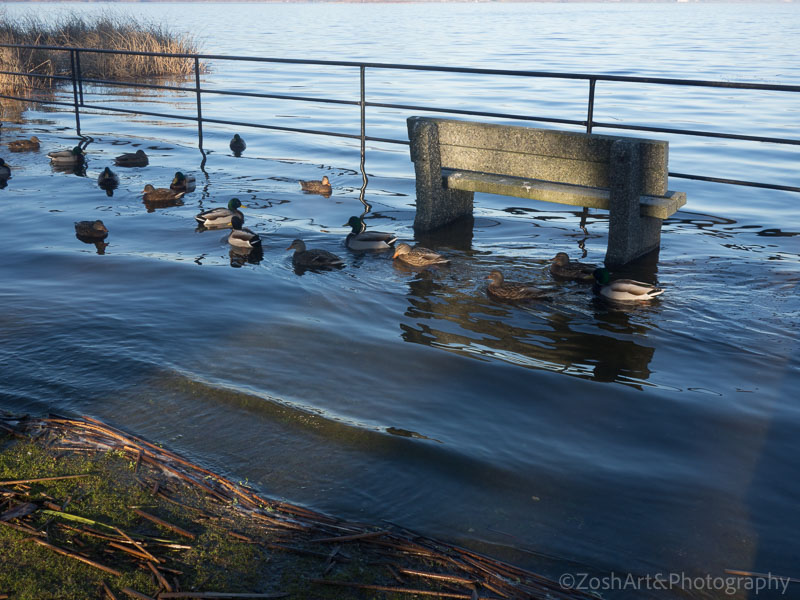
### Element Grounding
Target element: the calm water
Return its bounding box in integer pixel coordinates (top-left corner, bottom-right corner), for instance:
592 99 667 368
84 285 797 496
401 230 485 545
2 3 799 598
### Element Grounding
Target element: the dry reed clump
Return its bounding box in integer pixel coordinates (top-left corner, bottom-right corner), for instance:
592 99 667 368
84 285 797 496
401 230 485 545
0 10 204 94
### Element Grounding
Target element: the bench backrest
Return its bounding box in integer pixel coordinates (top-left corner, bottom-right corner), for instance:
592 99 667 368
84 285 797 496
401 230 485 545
408 117 669 197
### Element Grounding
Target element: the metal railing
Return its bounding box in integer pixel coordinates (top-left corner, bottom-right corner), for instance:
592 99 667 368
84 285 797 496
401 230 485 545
2 43 799 193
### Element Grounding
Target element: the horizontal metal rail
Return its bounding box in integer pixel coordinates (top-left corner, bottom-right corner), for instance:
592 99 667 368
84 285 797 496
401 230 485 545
1 42 798 193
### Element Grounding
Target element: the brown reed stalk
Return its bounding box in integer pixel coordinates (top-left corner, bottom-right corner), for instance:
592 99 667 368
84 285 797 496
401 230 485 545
0 9 204 95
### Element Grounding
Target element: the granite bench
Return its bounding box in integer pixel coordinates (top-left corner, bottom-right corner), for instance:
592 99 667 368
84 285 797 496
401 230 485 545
407 116 686 268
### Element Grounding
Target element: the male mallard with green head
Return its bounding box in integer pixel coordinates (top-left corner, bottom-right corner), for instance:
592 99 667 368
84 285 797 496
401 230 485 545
114 149 148 167
170 171 196 193
48 146 85 166
549 252 596 282
228 215 262 249
392 243 449 268
299 175 331 195
343 216 397 251
286 239 344 269
8 136 40 152
486 270 551 302
74 220 108 240
195 198 245 228
592 267 664 303
229 134 246 155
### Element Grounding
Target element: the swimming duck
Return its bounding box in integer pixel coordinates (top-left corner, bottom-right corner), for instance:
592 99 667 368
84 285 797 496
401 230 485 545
170 171 196 193
392 243 449 268
229 134 246 155
142 184 185 204
287 239 344 269
299 175 331 195
74 220 108 240
97 167 119 187
343 216 397 251
0 158 10 180
592 268 664 303
228 215 262 249
549 252 596 282
8 136 40 152
194 198 245 228
486 270 550 302
48 146 85 166
114 149 148 167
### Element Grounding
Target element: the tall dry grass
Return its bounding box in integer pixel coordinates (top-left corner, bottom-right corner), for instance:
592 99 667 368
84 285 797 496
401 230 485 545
0 10 205 94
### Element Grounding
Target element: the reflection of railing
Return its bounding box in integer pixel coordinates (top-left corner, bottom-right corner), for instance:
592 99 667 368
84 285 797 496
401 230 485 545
2 42 799 193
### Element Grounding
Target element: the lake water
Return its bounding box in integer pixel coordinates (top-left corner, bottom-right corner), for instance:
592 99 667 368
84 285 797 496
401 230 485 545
1 3 799 598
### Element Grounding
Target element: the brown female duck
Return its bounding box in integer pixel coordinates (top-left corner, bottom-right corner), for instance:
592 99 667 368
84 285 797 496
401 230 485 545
74 220 109 240
299 175 332 195
486 270 550 302
286 239 344 269
549 252 596 282
392 243 449 268
8 136 40 152
114 149 148 167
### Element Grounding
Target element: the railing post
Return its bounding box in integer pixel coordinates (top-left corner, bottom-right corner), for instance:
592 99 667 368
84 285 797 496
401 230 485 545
194 56 204 151
358 65 370 211
581 78 598 235
586 78 596 135
69 49 81 136
75 49 84 106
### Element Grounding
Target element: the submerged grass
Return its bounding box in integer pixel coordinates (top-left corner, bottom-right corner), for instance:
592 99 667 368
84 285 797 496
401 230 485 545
0 10 203 94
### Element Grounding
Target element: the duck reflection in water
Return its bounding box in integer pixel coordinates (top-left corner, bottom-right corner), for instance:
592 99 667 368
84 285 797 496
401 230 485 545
51 161 88 177
229 245 263 268
399 266 657 385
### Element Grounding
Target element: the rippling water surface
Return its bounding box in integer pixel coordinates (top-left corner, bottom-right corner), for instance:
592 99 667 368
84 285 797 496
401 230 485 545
2 3 799 598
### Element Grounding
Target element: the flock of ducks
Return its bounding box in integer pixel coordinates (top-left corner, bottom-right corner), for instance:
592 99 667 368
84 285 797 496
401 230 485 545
1 131 664 303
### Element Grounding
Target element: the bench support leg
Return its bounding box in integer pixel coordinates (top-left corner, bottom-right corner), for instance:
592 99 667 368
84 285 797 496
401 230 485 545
408 118 473 232
606 140 663 269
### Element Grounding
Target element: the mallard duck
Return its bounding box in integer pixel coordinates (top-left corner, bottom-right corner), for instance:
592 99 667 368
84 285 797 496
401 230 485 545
592 268 664 303
170 171 196 193
287 239 344 269
229 134 246 155
392 243 449 268
97 167 119 187
549 252 596 282
74 220 108 240
299 175 331 195
0 158 10 180
48 146 85 166
194 198 245 228
228 215 262 249
142 184 185 204
8 136 40 152
343 216 397 251
486 270 550 302
114 149 148 167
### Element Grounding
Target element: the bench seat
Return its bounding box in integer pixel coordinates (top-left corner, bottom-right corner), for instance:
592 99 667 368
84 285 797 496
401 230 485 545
442 169 687 220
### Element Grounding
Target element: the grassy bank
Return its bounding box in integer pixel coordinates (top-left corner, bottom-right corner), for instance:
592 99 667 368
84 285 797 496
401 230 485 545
0 414 585 600
0 11 202 94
